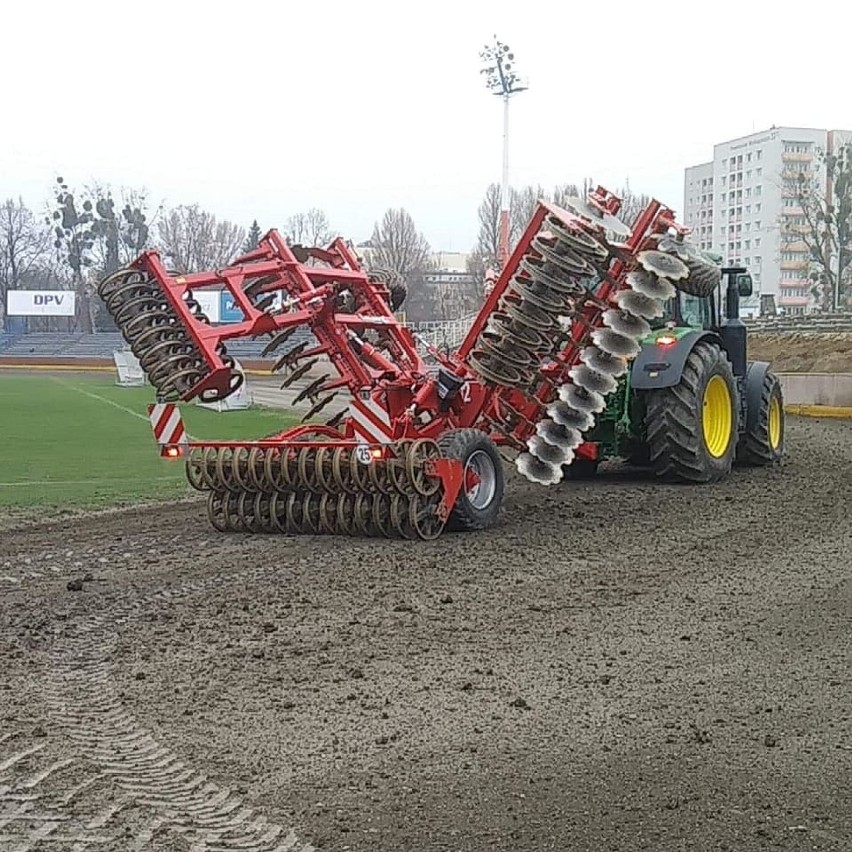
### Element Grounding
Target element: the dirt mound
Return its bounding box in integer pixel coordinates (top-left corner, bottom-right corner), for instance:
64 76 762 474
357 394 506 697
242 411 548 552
749 331 852 372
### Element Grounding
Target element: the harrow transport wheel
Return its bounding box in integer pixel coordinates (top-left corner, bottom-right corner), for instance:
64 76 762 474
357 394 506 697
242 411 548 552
643 341 739 484
738 366 785 466
437 428 504 532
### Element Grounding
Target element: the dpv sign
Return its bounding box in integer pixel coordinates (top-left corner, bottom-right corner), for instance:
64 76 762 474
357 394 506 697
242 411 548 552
8 290 77 317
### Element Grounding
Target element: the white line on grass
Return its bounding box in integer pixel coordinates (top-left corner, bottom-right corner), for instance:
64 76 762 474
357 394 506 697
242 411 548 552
50 377 197 440
51 378 149 421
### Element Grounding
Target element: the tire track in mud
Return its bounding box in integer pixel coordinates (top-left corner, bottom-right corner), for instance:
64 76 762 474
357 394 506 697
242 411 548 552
0 733 168 851
42 578 315 852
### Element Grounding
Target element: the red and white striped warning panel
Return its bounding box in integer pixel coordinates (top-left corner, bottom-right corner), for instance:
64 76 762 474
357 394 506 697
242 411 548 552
349 394 394 444
147 403 188 446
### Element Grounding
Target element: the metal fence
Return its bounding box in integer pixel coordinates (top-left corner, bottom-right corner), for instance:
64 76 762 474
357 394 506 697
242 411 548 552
406 313 479 354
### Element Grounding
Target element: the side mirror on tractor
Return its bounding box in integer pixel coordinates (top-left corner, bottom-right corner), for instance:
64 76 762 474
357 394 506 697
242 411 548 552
737 273 753 297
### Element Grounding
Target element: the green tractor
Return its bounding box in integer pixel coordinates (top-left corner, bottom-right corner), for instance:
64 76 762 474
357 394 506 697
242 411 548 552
568 254 785 482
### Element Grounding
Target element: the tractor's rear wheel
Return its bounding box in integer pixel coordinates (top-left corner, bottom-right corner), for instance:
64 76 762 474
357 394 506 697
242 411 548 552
437 428 504 532
643 341 739 483
738 368 784 465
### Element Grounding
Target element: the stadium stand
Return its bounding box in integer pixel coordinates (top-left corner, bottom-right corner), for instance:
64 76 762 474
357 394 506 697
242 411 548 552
0 329 317 361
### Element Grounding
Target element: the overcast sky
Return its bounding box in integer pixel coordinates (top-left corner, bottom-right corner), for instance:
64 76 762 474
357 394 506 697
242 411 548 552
1 0 847 253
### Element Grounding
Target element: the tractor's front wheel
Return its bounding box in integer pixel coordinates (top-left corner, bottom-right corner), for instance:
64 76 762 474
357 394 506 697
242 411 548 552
643 341 739 483
738 366 784 465
437 428 504 531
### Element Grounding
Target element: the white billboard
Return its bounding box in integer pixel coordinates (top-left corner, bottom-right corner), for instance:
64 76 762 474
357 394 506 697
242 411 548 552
186 290 220 323
8 290 76 317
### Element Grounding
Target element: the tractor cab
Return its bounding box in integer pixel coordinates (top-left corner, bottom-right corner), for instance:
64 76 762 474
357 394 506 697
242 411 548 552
652 268 753 334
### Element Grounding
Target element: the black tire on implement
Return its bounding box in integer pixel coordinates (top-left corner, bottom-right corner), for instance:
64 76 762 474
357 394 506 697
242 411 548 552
437 428 504 532
738 368 785 465
676 256 722 298
368 267 407 311
643 341 739 483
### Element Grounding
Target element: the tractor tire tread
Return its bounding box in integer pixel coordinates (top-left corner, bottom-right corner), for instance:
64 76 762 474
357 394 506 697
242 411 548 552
739 369 784 466
644 341 738 484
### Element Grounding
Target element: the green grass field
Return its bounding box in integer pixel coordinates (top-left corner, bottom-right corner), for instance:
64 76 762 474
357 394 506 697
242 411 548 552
0 372 300 512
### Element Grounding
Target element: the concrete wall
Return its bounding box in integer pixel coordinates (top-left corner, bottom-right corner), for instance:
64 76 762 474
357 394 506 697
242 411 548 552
779 373 852 407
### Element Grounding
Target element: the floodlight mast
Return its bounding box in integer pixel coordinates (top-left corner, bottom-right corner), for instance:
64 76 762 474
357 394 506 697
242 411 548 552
479 36 528 268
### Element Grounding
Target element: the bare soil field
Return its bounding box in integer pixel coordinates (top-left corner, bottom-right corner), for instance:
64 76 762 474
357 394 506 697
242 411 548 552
749 332 852 373
1 416 851 851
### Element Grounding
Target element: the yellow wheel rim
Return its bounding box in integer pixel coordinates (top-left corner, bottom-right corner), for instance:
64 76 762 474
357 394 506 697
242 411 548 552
768 395 782 449
702 375 733 458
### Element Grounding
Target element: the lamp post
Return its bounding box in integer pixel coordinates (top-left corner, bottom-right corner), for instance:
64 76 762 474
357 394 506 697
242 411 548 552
480 36 527 269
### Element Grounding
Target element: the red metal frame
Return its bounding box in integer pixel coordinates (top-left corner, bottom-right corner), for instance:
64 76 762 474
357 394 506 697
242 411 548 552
139 188 691 505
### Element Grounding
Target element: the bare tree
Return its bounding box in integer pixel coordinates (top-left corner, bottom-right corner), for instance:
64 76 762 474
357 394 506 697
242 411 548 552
511 184 548 243
551 182 583 209
369 208 434 321
285 208 333 247
615 181 651 228
157 204 246 272
0 198 53 326
369 208 431 278
469 183 502 281
785 143 852 311
47 177 103 332
82 183 160 279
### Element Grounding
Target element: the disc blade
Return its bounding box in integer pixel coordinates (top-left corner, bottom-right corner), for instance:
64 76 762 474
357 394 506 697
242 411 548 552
655 235 701 262
536 419 583 450
591 328 641 360
615 289 664 320
563 196 631 238
602 308 652 339
569 364 618 396
626 269 676 301
546 400 595 431
636 250 689 282
558 382 606 414
516 452 563 486
528 434 573 466
579 345 628 377
545 215 609 260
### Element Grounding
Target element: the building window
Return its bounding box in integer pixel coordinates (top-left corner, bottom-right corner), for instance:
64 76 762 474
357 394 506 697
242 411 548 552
755 238 761 247
757 150 762 160
755 185 762 196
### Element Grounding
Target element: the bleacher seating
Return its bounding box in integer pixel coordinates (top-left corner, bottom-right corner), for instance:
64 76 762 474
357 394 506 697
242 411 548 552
0 329 317 361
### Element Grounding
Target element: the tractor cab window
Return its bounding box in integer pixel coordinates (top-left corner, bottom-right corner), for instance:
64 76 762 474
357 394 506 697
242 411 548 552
680 294 715 330
655 292 716 330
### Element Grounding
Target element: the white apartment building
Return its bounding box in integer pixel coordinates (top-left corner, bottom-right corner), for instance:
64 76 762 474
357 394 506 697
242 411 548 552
684 127 852 315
